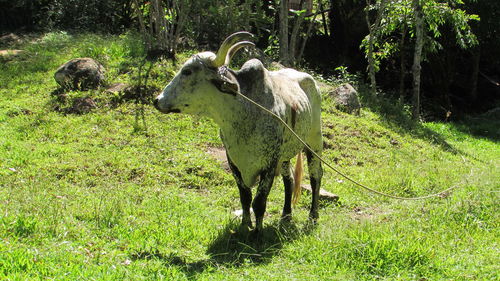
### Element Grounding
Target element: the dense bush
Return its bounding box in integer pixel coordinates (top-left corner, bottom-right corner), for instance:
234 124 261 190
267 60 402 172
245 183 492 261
1 0 498 117
1 0 272 46
0 0 133 33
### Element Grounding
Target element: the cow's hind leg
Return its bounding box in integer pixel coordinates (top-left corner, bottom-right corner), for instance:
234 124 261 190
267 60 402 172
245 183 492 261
305 148 323 222
280 161 294 222
227 153 252 230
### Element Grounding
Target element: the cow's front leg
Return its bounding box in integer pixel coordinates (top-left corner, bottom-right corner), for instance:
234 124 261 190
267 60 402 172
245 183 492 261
252 166 276 233
227 153 252 230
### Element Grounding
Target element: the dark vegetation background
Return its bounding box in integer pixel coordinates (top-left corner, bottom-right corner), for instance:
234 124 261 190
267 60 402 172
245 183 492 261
1 0 499 118
0 2 498 278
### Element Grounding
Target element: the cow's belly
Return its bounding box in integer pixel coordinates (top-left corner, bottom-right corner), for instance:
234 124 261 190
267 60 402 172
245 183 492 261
225 144 269 187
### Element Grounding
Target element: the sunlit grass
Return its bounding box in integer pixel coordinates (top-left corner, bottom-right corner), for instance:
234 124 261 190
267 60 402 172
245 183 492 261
0 32 498 280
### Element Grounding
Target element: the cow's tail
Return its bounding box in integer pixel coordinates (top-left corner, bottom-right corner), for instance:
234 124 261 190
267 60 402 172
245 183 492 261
292 151 303 206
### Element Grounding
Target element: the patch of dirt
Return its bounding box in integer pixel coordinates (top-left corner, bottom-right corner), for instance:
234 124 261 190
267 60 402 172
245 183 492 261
323 132 334 139
323 140 334 150
0 50 24 61
6 108 33 117
67 97 97 114
0 49 23 56
50 87 67 97
206 145 230 172
350 206 391 222
324 122 335 129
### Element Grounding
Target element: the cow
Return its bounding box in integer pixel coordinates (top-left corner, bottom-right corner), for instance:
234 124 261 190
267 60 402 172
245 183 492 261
154 32 323 233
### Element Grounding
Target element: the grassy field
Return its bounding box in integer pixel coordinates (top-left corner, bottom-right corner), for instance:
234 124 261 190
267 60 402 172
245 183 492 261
1 32 498 280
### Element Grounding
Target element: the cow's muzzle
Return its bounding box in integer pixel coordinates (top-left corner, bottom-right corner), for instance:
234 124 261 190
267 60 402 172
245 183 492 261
153 97 181 114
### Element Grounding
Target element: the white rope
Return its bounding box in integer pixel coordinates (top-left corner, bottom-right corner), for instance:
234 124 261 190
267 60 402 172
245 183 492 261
237 92 464 200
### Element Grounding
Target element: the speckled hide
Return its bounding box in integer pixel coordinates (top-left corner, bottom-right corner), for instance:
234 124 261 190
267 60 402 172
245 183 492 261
155 51 323 233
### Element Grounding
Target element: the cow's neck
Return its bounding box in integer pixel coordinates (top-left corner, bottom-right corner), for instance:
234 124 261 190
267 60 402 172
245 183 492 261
208 96 265 187
206 71 277 148
207 95 251 136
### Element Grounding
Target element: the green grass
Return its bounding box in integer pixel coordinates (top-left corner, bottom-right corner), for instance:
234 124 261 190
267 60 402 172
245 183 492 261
1 32 498 280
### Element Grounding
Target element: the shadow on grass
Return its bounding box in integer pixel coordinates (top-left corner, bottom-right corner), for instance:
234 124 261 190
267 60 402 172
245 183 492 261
204 219 310 265
137 220 314 278
454 116 500 142
357 88 484 160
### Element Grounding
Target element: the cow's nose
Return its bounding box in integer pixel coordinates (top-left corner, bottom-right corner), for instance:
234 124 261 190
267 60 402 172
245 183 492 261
153 98 160 110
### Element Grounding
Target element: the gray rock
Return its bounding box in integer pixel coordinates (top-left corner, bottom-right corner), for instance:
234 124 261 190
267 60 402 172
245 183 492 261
105 83 130 94
301 184 340 202
329 83 361 115
54 58 105 90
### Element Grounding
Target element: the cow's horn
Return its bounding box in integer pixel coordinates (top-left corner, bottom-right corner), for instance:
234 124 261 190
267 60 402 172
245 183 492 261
212 31 254 67
224 41 255 65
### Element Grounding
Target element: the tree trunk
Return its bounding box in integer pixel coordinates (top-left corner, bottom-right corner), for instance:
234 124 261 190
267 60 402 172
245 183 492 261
132 0 151 50
297 9 319 63
318 0 329 36
279 0 290 66
411 0 424 120
172 1 190 54
365 7 377 95
399 24 407 100
365 0 387 96
152 0 163 49
133 0 190 56
289 0 306 66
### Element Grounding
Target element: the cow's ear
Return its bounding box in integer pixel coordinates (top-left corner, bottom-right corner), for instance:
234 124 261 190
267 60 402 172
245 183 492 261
210 70 240 96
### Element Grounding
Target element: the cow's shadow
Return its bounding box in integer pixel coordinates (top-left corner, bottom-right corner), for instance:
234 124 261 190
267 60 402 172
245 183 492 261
163 219 314 277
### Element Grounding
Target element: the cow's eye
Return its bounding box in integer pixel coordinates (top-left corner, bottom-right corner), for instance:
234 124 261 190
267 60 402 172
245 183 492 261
181 69 192 76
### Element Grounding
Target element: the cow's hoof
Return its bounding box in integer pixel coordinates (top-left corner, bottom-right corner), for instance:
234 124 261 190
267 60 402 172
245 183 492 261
249 228 262 241
309 211 319 222
239 220 252 233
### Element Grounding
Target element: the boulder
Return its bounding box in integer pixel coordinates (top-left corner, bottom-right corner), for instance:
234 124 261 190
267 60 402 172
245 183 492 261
328 83 361 115
54 58 105 90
